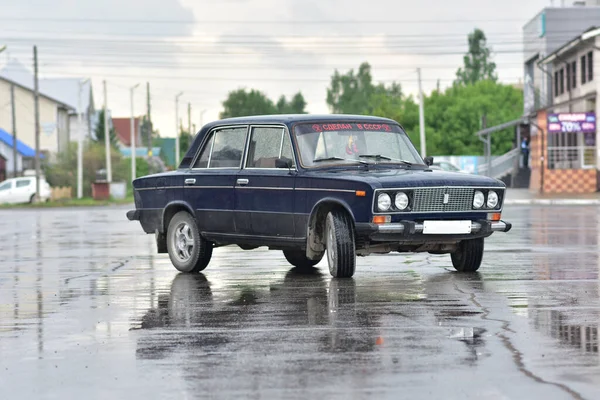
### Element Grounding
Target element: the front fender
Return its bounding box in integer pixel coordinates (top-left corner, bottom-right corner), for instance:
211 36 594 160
308 196 356 223
305 197 357 260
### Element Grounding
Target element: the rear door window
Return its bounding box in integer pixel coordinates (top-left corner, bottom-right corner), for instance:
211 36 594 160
193 127 248 169
16 179 32 188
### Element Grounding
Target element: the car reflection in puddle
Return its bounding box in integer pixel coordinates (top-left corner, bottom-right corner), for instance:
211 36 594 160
132 266 490 370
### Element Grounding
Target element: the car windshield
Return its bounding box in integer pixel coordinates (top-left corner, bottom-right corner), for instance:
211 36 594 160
294 122 424 167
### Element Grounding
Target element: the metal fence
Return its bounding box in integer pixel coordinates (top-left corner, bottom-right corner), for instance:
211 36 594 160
547 146 597 170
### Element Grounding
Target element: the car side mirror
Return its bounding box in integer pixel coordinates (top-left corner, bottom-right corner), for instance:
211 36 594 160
424 156 434 166
275 158 293 169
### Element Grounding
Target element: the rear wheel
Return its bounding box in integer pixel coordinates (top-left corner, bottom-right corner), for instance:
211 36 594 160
325 210 356 278
166 211 213 273
451 238 484 272
283 249 322 270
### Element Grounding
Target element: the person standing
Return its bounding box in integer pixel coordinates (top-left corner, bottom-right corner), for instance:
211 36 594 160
521 137 530 168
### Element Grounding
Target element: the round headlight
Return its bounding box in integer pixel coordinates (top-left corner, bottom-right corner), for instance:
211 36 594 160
473 191 484 209
395 192 409 210
487 191 499 208
377 193 391 211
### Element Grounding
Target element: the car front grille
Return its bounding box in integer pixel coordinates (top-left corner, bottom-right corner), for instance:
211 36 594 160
412 187 475 213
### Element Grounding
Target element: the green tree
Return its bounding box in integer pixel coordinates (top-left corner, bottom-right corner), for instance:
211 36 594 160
276 92 307 114
326 62 406 116
219 88 277 118
326 62 377 114
455 28 498 86
179 125 193 158
323 62 521 157
420 80 522 156
94 108 119 148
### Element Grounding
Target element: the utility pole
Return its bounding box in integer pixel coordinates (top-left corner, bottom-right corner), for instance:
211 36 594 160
10 84 17 178
77 78 90 199
130 83 140 181
146 82 152 157
33 46 41 202
103 80 112 183
175 92 183 166
417 68 426 158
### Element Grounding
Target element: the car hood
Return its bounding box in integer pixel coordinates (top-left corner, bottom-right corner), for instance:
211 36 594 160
306 167 504 188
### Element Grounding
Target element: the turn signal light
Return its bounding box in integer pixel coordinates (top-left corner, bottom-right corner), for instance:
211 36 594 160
373 215 391 224
355 190 366 197
488 213 502 221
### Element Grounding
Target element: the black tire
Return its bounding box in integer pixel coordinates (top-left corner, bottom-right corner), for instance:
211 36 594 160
283 249 322 269
166 211 213 273
451 237 484 272
29 194 35 204
325 210 356 278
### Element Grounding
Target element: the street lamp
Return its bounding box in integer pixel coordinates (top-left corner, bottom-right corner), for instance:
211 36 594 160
175 92 183 166
77 78 90 199
130 83 140 181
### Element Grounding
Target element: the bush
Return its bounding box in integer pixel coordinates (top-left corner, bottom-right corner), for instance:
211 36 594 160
43 141 156 197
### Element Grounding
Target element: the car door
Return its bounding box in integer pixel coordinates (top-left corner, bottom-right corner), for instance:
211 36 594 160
235 125 296 237
0 180 14 204
185 125 248 234
14 178 33 203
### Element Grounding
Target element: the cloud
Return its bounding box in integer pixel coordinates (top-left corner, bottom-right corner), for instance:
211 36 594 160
2 0 195 37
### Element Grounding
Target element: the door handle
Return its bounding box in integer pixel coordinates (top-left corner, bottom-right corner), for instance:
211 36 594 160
184 178 196 185
236 178 249 186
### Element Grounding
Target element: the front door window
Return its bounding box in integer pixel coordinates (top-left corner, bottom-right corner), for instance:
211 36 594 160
246 127 295 168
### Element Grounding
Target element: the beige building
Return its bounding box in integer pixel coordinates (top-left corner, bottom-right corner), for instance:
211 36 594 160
0 76 74 157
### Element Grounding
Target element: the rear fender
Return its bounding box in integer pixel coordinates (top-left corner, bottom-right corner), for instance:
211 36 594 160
161 201 195 233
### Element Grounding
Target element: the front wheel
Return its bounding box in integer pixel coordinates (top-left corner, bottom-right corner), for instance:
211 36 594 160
325 210 356 278
166 211 213 273
451 237 484 272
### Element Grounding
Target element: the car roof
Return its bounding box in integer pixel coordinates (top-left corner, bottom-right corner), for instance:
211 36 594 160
202 114 399 129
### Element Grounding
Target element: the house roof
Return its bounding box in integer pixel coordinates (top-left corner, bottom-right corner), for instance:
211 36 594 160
0 128 44 158
112 117 142 147
540 26 600 64
0 59 90 113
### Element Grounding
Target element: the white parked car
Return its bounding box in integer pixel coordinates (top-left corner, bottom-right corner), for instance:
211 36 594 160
0 177 51 204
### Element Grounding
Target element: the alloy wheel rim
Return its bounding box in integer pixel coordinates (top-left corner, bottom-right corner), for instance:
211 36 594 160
173 222 194 262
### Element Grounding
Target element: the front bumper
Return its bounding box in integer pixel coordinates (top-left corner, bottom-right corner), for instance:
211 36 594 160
355 219 511 242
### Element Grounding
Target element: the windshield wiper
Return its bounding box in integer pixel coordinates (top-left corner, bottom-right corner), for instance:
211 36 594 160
313 156 368 165
358 154 414 166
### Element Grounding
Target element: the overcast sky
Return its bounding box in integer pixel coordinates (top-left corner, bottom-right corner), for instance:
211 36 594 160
0 0 562 139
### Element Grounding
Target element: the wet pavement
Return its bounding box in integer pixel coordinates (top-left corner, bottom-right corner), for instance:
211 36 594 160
1 205 599 399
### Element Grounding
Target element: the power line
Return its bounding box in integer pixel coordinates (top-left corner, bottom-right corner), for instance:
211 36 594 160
0 16 543 24
0 68 525 83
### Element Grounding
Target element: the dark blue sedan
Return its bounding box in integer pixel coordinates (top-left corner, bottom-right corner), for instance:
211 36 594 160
127 114 511 278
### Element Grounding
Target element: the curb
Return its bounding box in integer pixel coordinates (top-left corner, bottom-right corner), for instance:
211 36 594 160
504 199 600 206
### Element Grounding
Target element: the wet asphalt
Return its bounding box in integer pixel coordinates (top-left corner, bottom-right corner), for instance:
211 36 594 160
1 205 599 399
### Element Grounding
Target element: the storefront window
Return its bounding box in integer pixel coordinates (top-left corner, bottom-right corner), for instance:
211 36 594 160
547 112 596 169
